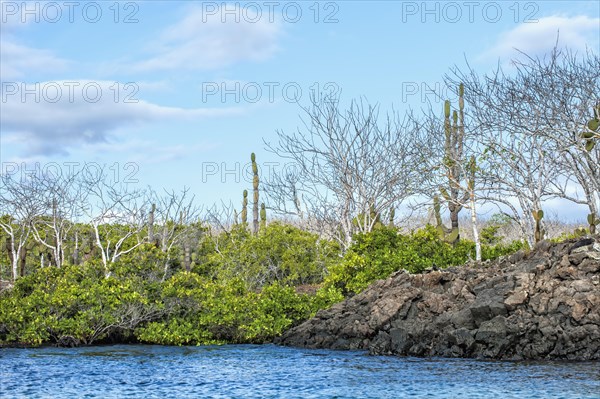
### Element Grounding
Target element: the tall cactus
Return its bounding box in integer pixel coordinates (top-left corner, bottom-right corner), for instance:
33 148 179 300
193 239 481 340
369 202 382 228
260 203 267 230
582 102 600 151
579 104 599 235
241 190 248 226
433 195 446 240
532 209 545 243
251 153 260 235
438 83 469 245
148 203 156 244
72 231 79 265
588 213 600 235
183 242 191 271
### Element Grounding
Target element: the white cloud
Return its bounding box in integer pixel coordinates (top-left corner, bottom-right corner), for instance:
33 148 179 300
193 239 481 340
135 80 173 92
480 15 600 62
88 139 219 164
0 0 70 79
0 80 245 156
0 40 69 79
129 4 280 72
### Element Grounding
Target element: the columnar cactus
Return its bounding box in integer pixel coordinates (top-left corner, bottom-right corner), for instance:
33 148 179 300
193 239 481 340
466 156 476 191
444 100 451 140
190 252 197 270
582 103 600 151
241 190 248 226
532 209 545 243
251 153 260 235
72 231 79 265
148 203 156 244
588 213 599 235
433 195 445 240
365 200 383 229
433 195 459 243
260 203 267 230
183 242 191 271
439 83 468 245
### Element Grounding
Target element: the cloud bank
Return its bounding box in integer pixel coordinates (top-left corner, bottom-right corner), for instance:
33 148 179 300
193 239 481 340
480 15 600 62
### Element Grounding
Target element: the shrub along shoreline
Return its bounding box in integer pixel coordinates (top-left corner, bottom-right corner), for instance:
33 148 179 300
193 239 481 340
0 224 524 348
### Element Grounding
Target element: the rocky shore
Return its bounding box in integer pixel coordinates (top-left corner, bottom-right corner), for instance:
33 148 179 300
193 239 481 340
276 237 600 360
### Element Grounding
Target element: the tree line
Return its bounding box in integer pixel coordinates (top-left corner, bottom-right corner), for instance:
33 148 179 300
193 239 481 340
1 46 599 284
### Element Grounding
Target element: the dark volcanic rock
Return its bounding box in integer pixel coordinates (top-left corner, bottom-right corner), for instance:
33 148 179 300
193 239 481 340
276 237 600 360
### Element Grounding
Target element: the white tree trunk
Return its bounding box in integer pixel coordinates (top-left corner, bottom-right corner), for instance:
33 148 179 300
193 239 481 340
469 193 481 261
11 247 19 282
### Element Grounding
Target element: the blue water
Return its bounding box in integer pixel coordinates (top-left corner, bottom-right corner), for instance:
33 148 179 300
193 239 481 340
0 344 598 398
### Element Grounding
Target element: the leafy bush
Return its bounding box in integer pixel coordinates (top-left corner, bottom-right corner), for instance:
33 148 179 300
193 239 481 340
200 223 339 290
551 227 589 242
240 282 316 342
321 226 457 296
319 225 524 297
135 272 317 345
0 262 319 347
480 224 502 245
0 262 159 346
481 240 526 260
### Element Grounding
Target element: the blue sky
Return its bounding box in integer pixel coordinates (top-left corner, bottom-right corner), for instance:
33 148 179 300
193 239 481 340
1 1 599 220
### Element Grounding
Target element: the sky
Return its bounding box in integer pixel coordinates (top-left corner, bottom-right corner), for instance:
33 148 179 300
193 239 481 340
1 0 599 221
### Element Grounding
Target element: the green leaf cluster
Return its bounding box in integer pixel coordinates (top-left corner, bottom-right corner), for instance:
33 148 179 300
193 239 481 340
0 262 160 346
200 222 339 290
135 274 318 345
319 225 524 297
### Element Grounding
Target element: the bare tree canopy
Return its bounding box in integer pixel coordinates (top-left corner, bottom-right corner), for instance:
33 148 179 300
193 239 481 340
264 94 427 249
79 167 150 275
445 45 600 245
0 174 40 280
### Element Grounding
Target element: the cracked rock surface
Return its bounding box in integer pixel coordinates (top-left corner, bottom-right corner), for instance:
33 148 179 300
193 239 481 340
276 237 600 360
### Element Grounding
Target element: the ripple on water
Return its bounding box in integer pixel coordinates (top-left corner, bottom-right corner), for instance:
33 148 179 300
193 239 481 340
0 344 599 399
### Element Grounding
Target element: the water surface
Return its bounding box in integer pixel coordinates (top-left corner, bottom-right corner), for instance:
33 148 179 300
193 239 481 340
1 344 598 398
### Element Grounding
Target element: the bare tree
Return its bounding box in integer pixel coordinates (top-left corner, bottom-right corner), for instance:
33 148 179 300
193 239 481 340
204 200 238 235
148 187 201 279
80 169 148 276
265 94 425 250
522 48 600 228
28 171 84 268
0 175 40 280
263 168 307 221
447 50 572 246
